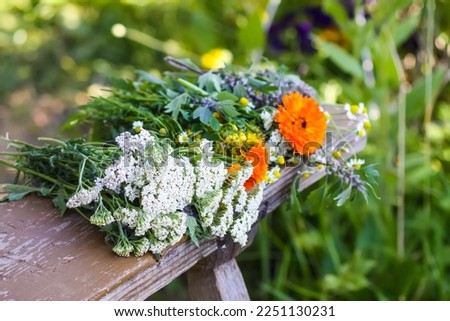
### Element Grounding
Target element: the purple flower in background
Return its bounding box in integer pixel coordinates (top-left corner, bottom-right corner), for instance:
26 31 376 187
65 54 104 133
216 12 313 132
268 5 335 54
268 2 366 55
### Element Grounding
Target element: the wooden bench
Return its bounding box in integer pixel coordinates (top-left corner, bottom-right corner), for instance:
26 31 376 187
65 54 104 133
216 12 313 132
0 106 366 300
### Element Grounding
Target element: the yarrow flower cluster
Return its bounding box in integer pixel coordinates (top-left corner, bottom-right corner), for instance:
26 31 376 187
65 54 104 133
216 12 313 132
66 129 269 256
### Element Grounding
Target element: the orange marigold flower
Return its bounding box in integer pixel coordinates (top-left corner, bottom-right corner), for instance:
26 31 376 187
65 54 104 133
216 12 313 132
274 92 327 155
243 142 268 191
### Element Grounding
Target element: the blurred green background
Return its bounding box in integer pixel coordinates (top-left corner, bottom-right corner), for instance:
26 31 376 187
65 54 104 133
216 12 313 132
1 0 449 300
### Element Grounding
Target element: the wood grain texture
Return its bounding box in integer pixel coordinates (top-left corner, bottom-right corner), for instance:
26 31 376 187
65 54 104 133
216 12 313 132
0 196 217 300
0 104 367 300
187 258 249 301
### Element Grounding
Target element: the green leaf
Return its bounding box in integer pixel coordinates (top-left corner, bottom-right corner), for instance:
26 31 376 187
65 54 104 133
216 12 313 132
233 84 248 97
304 183 328 212
238 12 266 50
193 106 212 125
0 184 49 202
109 77 134 91
52 189 68 216
186 216 200 247
392 13 421 47
289 176 302 213
209 117 221 132
405 66 449 121
164 56 204 74
135 70 166 85
322 0 348 30
248 77 267 88
219 101 240 117
334 185 352 207
216 91 238 101
198 71 221 92
164 93 188 119
61 111 86 130
313 37 363 79
361 164 380 186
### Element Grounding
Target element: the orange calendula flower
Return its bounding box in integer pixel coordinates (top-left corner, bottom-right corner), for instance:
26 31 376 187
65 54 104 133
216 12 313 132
243 142 268 191
274 92 326 155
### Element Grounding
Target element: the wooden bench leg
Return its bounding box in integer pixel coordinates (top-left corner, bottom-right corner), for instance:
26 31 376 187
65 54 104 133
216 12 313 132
186 225 262 301
187 258 250 301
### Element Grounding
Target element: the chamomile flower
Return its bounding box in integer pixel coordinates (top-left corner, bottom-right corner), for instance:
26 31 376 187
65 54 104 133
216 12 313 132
239 97 255 113
300 168 315 179
265 166 282 184
178 132 189 144
347 158 365 170
344 103 357 120
356 121 367 140
132 121 144 133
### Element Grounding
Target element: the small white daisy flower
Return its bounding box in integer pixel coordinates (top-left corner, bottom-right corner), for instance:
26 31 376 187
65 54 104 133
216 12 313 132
356 121 367 140
347 158 365 170
344 103 356 120
178 132 189 144
132 121 144 133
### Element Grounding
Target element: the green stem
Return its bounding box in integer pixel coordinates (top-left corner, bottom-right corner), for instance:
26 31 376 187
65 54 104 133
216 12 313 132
37 137 67 146
77 157 88 191
117 221 126 239
0 159 60 185
0 137 41 149
73 207 91 222
177 78 208 96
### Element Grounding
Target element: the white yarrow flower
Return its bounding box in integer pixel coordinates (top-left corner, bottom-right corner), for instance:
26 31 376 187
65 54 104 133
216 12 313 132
260 110 274 130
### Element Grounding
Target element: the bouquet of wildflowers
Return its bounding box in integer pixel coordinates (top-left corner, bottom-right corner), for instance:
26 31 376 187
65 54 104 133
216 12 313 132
0 57 375 257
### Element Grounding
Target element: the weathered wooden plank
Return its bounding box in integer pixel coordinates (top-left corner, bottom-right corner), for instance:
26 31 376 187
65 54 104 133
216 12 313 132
0 104 367 300
187 258 249 301
0 196 217 300
99 239 217 300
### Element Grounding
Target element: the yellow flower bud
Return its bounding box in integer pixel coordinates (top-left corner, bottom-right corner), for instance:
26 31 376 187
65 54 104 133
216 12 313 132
350 104 360 114
290 157 299 165
213 112 221 118
159 128 167 135
276 156 285 165
231 124 238 131
363 121 371 130
333 151 342 159
239 97 250 106
273 170 281 179
316 163 323 170
302 172 311 178
353 163 362 170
